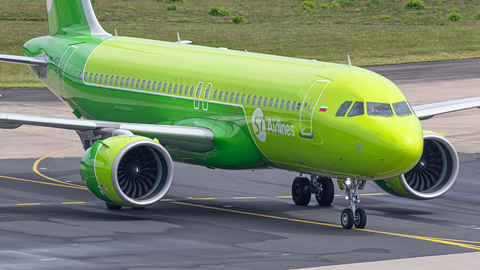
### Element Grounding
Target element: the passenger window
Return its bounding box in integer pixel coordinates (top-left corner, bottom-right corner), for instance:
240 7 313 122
230 92 234 102
174 84 178 93
169 83 173 93
348 101 365 117
126 78 130 86
104 75 108 84
392 101 412 116
280 100 285 109
196 85 201 97
213 90 217 99
190 86 194 96
74 71 78 80
219 91 223 100
204 85 210 98
179 85 183 94
110 76 114 85
79 72 83 80
89 73 93 82
269 98 273 107
241 94 245 103
252 95 257 104
286 100 291 110
99 74 103 83
131 78 135 88
94 73 98 83
141 80 146 89
236 93 240 103
336 101 352 117
225 91 229 101
116 76 119 86
367 102 393 117
258 96 262 106
247 95 251 104
163 83 167 92
121 77 125 86
84 72 88 81
263 97 268 107
136 79 141 88
275 99 279 108
147 80 151 90
152 81 156 90
292 101 296 111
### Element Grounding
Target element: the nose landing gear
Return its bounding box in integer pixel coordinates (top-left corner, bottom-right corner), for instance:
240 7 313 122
340 178 367 229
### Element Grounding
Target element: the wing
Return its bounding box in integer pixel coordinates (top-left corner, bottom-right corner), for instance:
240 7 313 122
0 113 214 152
0 54 48 66
412 97 480 120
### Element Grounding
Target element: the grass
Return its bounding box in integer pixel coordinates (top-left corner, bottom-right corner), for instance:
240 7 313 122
1 0 480 88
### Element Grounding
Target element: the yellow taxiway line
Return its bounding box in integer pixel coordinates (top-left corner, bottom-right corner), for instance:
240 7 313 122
4 146 480 251
32 144 86 189
171 201 480 251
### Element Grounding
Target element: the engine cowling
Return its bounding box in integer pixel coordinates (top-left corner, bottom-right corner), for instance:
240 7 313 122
373 132 459 200
80 135 174 208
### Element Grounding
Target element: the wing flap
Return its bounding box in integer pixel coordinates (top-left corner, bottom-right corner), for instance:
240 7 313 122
0 113 214 152
412 97 480 120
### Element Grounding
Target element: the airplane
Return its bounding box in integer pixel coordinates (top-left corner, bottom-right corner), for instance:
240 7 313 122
1 0 480 229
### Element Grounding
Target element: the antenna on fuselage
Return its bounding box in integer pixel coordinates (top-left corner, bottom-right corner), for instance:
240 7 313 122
347 55 352 68
114 29 118 38
175 33 192 44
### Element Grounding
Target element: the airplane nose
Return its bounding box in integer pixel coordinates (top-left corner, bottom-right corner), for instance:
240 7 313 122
375 124 423 176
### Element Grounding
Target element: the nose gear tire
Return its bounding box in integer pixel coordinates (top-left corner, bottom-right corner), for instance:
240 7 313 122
341 208 354 229
354 208 367 229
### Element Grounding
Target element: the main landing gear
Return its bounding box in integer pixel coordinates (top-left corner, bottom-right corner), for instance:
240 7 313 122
291 175 335 206
291 175 367 229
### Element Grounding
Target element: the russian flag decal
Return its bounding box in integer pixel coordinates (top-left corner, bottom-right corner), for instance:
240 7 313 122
319 106 328 112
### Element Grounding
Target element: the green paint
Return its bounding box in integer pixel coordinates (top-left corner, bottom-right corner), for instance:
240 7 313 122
20 0 430 205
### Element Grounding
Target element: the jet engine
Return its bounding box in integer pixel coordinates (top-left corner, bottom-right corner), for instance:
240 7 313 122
373 132 458 200
80 135 174 208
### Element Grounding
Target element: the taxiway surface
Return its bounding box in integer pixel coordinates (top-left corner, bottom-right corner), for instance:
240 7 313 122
0 59 479 269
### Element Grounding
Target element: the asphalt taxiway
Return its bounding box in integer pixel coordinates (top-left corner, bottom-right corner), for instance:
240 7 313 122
0 58 480 269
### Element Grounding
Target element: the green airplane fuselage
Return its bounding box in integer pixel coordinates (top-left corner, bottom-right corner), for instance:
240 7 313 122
22 34 423 180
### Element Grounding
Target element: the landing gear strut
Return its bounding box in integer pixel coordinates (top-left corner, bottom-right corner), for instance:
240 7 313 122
340 178 367 229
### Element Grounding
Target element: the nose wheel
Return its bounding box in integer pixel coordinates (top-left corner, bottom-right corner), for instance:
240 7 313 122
339 178 367 229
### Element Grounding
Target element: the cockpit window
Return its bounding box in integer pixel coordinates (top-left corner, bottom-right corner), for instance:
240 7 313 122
336 101 352 117
348 101 364 117
366 102 393 117
392 101 412 116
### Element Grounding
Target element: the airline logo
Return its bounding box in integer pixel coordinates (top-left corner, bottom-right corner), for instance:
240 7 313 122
252 108 267 142
252 108 295 142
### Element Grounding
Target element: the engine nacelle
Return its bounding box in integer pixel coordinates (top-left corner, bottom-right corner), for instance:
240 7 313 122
80 135 174 207
373 131 458 200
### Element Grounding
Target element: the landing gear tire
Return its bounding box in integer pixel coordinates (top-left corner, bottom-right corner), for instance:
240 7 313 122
354 208 367 229
315 177 334 206
292 177 311 206
341 208 354 229
105 202 123 210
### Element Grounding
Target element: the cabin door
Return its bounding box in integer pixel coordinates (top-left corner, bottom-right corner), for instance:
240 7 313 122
57 45 77 99
193 82 204 110
299 80 330 138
